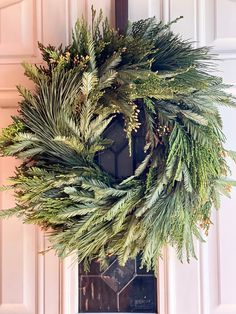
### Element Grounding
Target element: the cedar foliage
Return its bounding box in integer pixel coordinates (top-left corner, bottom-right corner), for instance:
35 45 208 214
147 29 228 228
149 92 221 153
0 10 235 271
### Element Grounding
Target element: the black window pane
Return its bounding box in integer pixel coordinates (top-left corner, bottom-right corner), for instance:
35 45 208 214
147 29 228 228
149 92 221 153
79 276 117 312
79 257 157 313
119 276 157 313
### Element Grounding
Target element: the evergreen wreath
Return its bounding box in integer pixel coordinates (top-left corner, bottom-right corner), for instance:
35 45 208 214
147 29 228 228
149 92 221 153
0 10 236 271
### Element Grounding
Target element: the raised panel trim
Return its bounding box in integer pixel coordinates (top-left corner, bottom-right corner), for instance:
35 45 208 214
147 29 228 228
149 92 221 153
160 0 170 23
215 305 236 313
0 0 23 9
213 38 236 54
196 0 236 59
198 241 211 314
0 222 37 314
0 92 20 108
0 0 24 10
0 304 32 314
158 248 177 314
0 0 43 64
60 256 78 314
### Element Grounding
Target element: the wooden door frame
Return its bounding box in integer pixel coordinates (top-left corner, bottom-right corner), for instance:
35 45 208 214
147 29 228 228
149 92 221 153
115 0 128 32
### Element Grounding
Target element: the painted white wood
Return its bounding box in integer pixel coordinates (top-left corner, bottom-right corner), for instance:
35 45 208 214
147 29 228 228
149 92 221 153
156 1 236 314
128 0 161 21
1 1 235 313
0 110 38 314
128 1 236 314
0 0 36 57
170 0 197 41
0 1 85 313
198 0 236 60
60 256 78 314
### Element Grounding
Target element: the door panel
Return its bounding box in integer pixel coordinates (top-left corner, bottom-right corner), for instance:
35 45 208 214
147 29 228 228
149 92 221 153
0 1 84 313
128 1 236 314
0 108 38 314
0 0 37 57
127 1 236 314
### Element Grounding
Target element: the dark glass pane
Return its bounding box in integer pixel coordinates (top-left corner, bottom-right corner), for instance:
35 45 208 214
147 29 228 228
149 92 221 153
117 146 133 178
78 257 157 313
79 276 118 312
119 276 157 313
98 149 116 176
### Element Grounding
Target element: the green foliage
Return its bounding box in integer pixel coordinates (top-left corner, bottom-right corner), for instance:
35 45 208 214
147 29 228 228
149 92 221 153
0 10 235 272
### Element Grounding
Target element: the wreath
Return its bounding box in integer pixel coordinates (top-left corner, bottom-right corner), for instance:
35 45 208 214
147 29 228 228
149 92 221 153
0 10 236 271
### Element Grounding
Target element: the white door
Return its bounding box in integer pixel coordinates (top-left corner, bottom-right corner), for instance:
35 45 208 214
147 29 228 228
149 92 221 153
0 1 86 313
1 1 236 314
0 1 116 313
128 1 236 314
